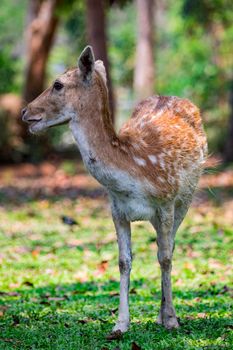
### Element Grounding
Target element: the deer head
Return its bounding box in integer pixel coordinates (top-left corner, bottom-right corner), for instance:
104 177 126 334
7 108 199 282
21 46 107 134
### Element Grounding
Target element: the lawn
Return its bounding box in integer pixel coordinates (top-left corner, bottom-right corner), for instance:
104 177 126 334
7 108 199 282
0 161 232 350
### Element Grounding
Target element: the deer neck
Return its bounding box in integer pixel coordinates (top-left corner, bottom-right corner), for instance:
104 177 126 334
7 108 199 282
69 100 120 183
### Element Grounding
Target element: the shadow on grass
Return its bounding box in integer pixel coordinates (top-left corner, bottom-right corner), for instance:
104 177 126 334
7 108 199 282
0 280 232 350
0 186 106 207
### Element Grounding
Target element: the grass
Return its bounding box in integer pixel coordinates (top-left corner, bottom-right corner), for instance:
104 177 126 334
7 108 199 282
0 180 232 349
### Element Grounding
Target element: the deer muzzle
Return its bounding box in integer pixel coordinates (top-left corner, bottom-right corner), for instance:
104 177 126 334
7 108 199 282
21 108 42 124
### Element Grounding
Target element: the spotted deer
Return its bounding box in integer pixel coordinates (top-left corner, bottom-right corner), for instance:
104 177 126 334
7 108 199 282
22 46 207 336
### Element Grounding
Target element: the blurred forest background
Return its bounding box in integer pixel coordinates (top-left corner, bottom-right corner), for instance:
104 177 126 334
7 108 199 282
0 2 233 348
0 0 232 164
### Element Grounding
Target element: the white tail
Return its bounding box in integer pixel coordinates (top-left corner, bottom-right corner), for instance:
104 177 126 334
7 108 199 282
22 46 207 335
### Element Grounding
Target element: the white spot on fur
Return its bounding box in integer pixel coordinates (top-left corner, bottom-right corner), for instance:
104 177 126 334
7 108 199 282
158 154 166 170
140 120 145 128
132 143 141 150
133 156 146 166
169 176 176 185
155 110 164 118
148 155 157 164
158 176 165 183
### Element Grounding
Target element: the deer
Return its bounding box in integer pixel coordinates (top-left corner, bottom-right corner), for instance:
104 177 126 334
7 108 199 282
22 46 207 337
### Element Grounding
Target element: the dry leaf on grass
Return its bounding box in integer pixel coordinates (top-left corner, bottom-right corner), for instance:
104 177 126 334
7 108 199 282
94 260 109 276
132 342 142 350
0 291 20 297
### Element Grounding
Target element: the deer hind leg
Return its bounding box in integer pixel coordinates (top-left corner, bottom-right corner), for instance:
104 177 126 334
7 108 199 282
153 196 193 329
151 202 178 329
111 201 132 334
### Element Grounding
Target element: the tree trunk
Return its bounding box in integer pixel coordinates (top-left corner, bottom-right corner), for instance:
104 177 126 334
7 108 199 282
224 81 233 162
134 0 155 100
21 0 60 161
23 0 60 103
86 0 115 123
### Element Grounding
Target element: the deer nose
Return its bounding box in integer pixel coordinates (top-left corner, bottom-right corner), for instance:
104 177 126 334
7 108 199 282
21 107 27 121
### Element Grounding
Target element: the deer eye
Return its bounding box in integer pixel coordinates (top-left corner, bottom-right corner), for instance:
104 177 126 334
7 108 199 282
53 81 64 91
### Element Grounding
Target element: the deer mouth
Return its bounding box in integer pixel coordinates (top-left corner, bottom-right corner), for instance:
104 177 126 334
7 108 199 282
26 117 42 124
27 117 45 134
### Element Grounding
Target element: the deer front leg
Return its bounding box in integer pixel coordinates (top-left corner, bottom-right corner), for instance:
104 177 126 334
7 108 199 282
152 204 179 329
111 205 132 334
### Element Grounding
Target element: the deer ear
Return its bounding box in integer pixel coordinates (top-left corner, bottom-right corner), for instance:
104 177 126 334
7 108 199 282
78 46 95 83
95 60 107 85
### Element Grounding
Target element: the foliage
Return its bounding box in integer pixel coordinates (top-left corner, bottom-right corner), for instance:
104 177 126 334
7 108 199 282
182 0 233 27
108 2 136 86
0 0 232 159
0 0 27 94
0 50 16 94
0 163 232 349
109 0 233 152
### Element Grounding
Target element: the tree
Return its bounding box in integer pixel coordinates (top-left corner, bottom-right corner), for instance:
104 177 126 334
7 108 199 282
225 81 233 162
23 0 60 103
86 0 115 122
134 0 155 100
19 0 62 160
182 0 233 161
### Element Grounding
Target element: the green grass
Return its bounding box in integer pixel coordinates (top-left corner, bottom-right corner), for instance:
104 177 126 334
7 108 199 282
0 194 232 349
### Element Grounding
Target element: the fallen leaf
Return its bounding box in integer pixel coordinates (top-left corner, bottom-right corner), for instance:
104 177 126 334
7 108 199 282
30 297 38 302
130 287 137 294
47 297 66 302
0 305 9 312
9 283 20 289
23 281 34 287
77 318 93 324
12 315 20 325
31 248 40 257
0 291 20 297
132 342 142 350
185 315 195 320
184 262 195 270
224 324 233 330
197 312 206 318
110 307 118 315
193 297 201 302
219 285 232 294
94 260 109 276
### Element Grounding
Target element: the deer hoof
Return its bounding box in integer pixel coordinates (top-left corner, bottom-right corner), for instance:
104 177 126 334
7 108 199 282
163 316 179 329
112 320 129 333
106 329 123 341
